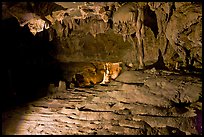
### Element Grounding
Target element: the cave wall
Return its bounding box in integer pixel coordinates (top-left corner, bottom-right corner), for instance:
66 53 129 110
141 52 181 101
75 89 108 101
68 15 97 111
3 2 202 77
2 2 202 109
3 2 202 70
51 29 136 64
39 2 201 70
146 2 202 69
166 2 202 69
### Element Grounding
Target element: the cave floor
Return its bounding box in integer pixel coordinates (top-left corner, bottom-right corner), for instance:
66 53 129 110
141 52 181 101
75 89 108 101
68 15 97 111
2 70 202 135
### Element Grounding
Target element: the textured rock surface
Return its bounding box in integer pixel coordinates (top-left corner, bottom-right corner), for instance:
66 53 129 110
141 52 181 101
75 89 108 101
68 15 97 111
2 70 202 135
166 2 202 68
3 2 202 135
2 2 202 70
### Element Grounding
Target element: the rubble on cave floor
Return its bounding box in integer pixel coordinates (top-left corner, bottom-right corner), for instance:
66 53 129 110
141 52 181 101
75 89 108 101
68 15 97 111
2 69 202 135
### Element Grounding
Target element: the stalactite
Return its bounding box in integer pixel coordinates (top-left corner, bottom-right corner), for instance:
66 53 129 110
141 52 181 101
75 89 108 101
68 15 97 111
112 2 146 69
89 18 109 38
63 16 73 36
27 18 47 35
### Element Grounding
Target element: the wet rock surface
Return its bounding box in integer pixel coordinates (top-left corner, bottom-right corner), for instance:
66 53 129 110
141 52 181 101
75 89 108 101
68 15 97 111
2 70 202 135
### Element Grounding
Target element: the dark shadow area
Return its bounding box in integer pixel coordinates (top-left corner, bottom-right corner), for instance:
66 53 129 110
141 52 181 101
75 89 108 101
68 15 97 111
3 17 62 111
144 49 202 78
145 49 168 70
144 4 159 38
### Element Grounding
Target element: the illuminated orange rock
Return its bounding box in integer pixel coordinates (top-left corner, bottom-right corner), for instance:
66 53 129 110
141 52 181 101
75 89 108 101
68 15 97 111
100 62 122 85
70 62 122 87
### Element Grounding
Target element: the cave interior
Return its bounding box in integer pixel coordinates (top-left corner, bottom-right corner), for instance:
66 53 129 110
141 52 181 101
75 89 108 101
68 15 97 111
2 2 202 135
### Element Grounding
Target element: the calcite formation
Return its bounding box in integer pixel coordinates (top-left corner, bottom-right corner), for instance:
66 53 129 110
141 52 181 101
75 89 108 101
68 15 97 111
2 2 202 70
3 2 202 135
100 62 122 85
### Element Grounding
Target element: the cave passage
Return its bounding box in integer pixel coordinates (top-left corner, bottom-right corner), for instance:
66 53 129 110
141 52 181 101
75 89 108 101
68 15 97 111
2 2 202 135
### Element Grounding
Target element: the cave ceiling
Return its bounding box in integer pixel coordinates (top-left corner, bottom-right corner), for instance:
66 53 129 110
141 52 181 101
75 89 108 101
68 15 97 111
2 2 121 35
2 2 202 70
